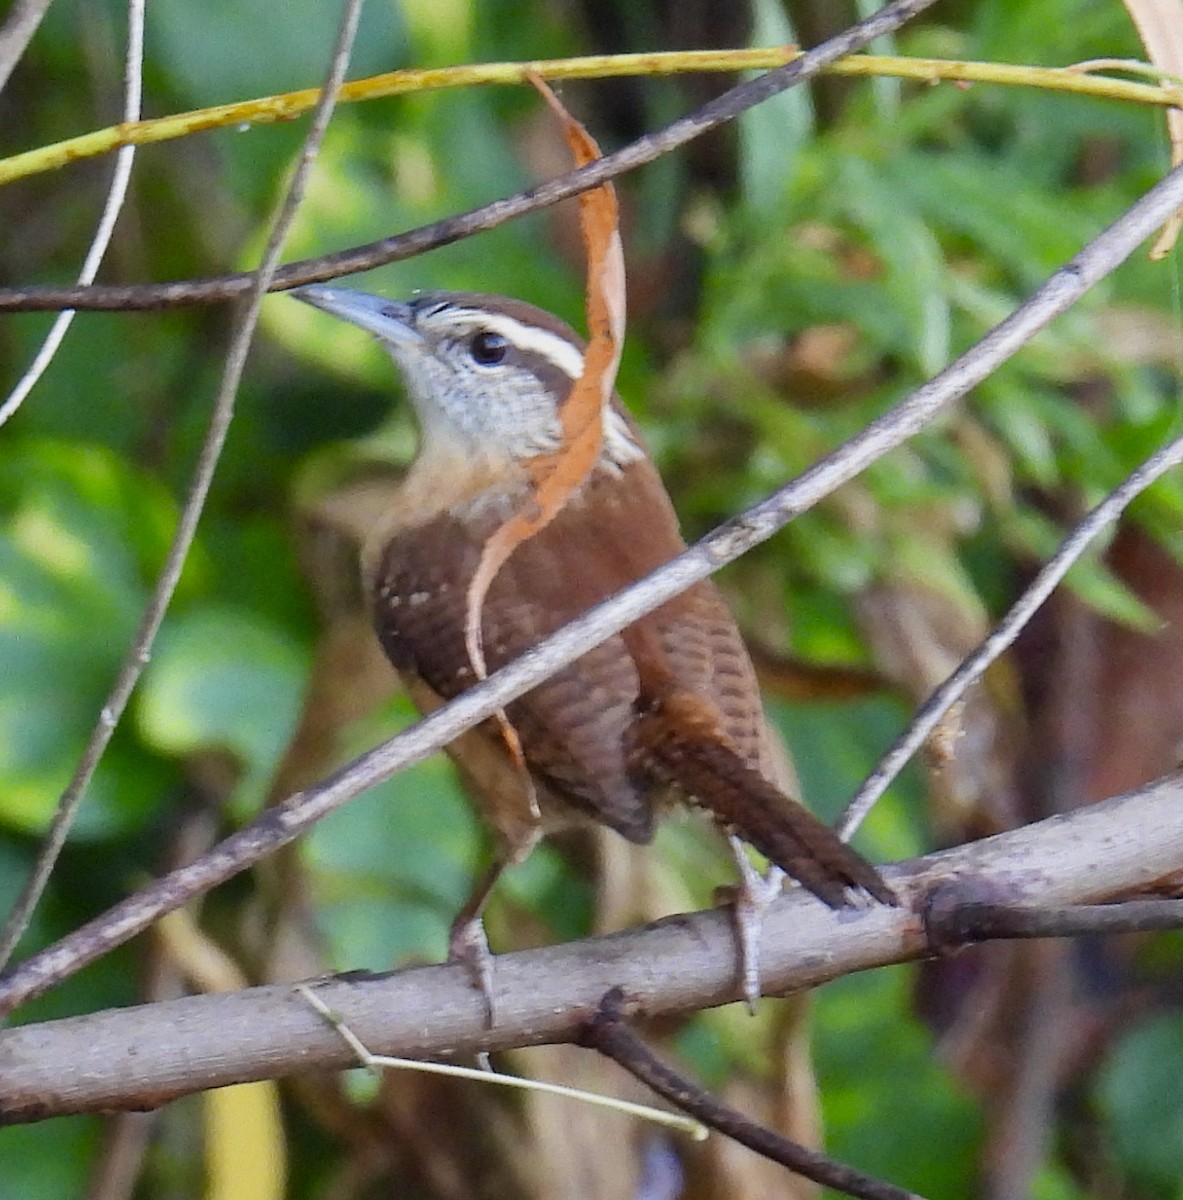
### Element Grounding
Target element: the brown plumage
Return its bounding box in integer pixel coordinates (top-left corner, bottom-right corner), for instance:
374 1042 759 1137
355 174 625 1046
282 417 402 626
294 284 895 970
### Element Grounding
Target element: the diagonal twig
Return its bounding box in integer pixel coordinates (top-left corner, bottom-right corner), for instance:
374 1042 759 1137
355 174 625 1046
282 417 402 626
0 0 939 313
580 988 922 1200
836 425 1183 841
0 0 53 92
0 0 366 970
296 983 707 1139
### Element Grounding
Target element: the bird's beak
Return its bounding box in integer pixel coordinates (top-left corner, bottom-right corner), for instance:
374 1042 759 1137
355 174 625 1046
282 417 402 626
291 285 421 349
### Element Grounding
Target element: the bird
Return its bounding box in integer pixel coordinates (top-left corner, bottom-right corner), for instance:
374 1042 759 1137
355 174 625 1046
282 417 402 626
292 284 895 1010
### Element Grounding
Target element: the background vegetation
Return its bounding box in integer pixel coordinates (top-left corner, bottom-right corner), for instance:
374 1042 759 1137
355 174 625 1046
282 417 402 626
2 0 1182 1196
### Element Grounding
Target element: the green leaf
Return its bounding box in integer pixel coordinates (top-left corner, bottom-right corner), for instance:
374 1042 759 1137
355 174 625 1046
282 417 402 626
1063 554 1161 634
0 1119 101 1200
771 695 924 863
818 966 981 1196
739 0 814 213
838 154 951 376
305 695 479 968
1097 1013 1183 1193
137 608 308 815
894 150 1093 285
978 378 1059 487
149 0 409 104
1030 1161 1089 1200
0 444 179 837
888 532 990 623
788 513 879 593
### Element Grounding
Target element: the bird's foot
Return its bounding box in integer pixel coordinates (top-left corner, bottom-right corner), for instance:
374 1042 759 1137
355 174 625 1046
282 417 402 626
727 836 785 1013
448 913 497 1028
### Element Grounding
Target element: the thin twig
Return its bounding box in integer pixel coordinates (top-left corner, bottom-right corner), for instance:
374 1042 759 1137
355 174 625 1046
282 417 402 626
0 0 53 91
836 428 1183 841
3 47 1182 197
295 984 707 1140
0 0 365 970
2 154 1181 1013
581 989 922 1200
929 897 1183 943
0 0 144 428
0 0 939 312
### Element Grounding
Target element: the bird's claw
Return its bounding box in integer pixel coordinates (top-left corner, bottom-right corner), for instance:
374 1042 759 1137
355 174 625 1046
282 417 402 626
448 913 497 1028
727 837 785 1013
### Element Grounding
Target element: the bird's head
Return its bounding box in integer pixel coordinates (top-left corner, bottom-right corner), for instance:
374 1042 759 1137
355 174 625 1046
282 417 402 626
293 285 642 474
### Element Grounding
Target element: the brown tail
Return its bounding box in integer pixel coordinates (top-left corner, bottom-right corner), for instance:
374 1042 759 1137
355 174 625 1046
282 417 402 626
629 690 896 909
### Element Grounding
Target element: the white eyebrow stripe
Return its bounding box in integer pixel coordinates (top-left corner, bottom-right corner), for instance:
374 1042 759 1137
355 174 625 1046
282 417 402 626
462 313 645 465
441 309 587 379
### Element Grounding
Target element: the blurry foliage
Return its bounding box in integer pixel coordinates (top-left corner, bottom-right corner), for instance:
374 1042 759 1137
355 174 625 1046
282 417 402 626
818 967 981 1198
2 0 1183 1197
1097 1012 1183 1195
304 694 481 967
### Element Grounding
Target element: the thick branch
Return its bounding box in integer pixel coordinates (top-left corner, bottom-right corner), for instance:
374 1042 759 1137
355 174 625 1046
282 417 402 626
2 772 1181 1124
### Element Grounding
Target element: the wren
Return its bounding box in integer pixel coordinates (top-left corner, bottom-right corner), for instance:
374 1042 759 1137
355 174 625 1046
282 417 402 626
293 285 895 1009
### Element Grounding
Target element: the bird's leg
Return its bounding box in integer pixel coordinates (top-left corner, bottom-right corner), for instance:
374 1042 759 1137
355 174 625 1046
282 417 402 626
448 853 506 1028
727 835 785 1013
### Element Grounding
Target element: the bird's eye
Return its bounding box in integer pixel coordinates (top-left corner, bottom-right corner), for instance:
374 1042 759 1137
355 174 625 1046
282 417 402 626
469 330 508 366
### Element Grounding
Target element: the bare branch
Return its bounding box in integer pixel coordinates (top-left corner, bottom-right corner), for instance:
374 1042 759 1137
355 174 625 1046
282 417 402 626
928 897 1183 942
0 0 939 313
0 0 52 92
2 771 1181 1123
0 0 365 969
1 154 1181 1011
581 988 922 1200
837 425 1183 840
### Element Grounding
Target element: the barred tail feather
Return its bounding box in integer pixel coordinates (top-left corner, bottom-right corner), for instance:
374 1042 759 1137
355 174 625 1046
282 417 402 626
630 692 896 909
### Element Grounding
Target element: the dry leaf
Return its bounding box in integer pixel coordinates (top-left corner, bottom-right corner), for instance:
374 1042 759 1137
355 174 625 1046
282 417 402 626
1122 0 1183 256
462 76 626 796
158 910 288 1200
